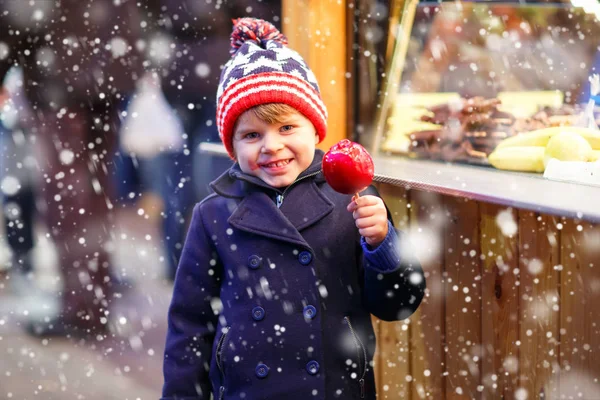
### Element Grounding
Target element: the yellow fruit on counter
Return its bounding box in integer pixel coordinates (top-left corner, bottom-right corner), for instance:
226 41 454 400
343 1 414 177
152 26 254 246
543 132 593 168
495 129 556 149
381 134 412 154
488 146 546 173
590 150 600 162
495 126 600 150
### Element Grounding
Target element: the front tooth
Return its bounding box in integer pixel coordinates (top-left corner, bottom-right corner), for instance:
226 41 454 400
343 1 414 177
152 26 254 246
265 160 289 167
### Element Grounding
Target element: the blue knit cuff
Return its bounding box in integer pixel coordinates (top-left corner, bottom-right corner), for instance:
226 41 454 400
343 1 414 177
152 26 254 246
361 221 403 273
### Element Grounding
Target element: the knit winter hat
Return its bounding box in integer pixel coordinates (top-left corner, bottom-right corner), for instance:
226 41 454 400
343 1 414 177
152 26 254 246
216 18 328 158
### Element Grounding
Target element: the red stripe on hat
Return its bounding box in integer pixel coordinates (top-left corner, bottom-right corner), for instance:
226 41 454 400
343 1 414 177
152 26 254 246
218 80 327 133
217 72 327 129
217 73 327 158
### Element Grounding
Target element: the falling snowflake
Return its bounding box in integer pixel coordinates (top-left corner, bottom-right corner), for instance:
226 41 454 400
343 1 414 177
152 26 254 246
496 209 517 237
59 149 75 165
109 37 129 58
514 387 528 400
195 63 211 78
147 34 174 65
1 176 21 196
526 258 543 275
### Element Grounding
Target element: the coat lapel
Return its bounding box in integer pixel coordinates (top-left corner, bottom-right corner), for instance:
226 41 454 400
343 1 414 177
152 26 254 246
279 179 334 231
228 190 310 248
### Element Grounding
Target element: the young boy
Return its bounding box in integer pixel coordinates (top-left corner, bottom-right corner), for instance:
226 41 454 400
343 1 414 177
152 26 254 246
161 18 425 400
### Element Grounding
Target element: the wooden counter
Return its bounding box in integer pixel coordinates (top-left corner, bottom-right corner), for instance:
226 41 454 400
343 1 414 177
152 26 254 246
373 180 600 399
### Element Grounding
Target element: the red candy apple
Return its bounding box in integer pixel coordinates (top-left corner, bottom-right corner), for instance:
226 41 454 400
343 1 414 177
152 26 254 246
322 139 375 195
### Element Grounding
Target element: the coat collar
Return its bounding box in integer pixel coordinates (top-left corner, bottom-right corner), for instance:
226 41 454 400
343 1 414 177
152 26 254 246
209 150 334 247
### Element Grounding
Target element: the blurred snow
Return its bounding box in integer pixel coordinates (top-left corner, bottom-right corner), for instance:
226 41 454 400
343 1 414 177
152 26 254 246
496 209 518 237
0 176 20 197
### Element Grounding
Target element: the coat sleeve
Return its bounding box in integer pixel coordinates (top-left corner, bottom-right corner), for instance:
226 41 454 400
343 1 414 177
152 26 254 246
359 186 426 322
161 203 222 399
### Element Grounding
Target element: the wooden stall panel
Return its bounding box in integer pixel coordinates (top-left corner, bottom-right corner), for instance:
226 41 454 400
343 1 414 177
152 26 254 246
283 0 347 150
518 212 560 400
558 219 600 399
443 196 482 400
377 183 600 399
409 190 446 400
479 204 520 399
374 184 412 399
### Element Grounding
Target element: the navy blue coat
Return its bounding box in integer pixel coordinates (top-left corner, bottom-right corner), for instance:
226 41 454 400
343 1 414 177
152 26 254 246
161 150 425 400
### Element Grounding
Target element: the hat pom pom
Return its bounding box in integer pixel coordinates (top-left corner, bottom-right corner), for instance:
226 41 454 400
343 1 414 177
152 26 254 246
230 18 287 55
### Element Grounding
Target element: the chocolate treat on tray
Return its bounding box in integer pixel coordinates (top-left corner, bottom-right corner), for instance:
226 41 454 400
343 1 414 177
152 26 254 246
410 96 514 163
406 96 579 165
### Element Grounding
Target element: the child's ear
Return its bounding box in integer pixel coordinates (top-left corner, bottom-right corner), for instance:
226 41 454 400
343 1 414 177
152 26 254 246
314 133 319 144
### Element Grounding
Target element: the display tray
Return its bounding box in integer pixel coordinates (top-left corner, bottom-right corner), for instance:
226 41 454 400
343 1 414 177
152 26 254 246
381 91 575 167
373 154 600 223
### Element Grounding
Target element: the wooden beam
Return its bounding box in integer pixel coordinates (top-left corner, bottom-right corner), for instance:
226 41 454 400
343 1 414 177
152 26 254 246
559 219 600 398
518 211 560 399
374 183 412 399
480 204 519 399
409 190 446 399
282 0 347 151
444 196 482 400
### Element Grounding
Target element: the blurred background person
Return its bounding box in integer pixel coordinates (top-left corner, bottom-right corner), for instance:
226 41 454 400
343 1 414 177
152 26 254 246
0 0 145 337
0 66 38 294
130 0 282 281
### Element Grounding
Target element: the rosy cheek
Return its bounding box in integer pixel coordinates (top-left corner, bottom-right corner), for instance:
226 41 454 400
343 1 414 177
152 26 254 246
248 161 260 171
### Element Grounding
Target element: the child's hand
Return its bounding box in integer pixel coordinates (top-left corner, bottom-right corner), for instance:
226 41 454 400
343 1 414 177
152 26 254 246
347 195 389 248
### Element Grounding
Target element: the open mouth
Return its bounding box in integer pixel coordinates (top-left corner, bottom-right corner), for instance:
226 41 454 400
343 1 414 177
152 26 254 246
261 159 292 168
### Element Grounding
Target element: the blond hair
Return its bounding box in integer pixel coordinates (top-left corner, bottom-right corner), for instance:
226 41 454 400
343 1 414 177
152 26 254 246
244 103 299 125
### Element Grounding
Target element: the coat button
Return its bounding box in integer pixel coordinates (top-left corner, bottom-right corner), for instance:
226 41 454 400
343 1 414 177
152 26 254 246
303 305 317 320
298 251 312 265
306 360 320 375
252 306 265 321
248 255 262 270
255 363 269 378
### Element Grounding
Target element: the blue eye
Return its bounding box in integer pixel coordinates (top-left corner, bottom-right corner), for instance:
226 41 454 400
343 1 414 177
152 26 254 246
244 132 260 139
281 125 293 132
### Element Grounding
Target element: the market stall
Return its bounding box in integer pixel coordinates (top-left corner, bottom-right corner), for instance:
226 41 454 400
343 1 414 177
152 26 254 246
365 0 600 399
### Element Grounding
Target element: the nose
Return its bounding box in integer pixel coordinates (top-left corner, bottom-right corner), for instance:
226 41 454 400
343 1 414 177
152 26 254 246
261 132 284 153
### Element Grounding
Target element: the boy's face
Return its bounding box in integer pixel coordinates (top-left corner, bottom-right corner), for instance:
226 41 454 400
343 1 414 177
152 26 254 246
232 109 319 188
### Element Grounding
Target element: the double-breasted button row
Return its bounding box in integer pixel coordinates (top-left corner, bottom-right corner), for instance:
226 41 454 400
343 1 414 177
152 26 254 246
254 361 319 378
251 305 317 322
248 252 313 269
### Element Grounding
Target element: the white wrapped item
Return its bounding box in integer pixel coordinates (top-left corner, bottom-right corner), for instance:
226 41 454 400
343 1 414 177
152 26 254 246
543 159 600 187
120 73 184 158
